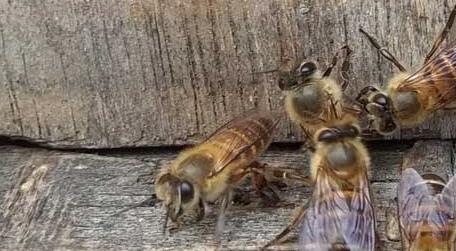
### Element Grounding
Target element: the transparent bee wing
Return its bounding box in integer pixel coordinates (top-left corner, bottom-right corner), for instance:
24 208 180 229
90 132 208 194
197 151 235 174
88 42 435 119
398 168 432 241
299 170 375 251
397 167 456 245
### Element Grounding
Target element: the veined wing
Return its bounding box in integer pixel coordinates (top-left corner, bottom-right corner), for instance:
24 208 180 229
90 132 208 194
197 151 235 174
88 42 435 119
299 169 376 251
399 46 456 109
202 109 281 177
398 168 456 244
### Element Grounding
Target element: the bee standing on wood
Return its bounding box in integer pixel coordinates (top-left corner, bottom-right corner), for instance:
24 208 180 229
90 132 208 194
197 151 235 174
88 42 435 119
357 4 456 135
279 45 356 149
262 114 376 250
154 109 310 242
398 168 456 251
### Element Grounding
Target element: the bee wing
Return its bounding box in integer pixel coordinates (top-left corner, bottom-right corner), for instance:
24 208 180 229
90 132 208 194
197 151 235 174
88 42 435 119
397 167 455 243
399 46 456 109
398 168 430 241
439 173 456 211
436 173 456 230
204 108 280 141
203 109 281 177
299 171 375 251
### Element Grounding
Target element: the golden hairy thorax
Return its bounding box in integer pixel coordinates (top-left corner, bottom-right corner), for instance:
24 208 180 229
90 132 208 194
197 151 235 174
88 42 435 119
285 77 343 136
310 115 370 182
387 73 434 128
310 139 370 183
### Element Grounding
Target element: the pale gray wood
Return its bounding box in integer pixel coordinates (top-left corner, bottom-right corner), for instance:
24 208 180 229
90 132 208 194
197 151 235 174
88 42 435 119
2 140 450 250
1 1 456 148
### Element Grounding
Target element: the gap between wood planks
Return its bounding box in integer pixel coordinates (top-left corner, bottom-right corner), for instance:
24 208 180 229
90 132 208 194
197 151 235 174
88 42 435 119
0 140 455 250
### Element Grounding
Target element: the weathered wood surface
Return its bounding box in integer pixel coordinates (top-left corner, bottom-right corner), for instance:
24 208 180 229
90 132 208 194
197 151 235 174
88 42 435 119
1 140 452 250
1 1 456 148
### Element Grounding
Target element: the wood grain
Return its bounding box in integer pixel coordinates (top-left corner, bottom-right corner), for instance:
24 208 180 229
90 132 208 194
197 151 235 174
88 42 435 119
1 1 456 148
1 140 451 250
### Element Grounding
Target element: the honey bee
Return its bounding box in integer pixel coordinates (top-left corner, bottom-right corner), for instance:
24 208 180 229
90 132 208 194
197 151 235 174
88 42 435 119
398 168 456 251
356 4 456 135
262 114 376 250
279 46 356 148
154 109 309 241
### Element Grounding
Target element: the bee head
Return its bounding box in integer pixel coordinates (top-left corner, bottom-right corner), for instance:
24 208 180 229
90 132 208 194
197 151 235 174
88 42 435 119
155 172 204 232
364 92 398 135
315 119 362 172
278 61 318 90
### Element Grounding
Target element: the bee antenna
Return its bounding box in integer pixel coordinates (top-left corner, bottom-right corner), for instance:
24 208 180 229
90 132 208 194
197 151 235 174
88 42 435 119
251 69 278 75
110 195 156 217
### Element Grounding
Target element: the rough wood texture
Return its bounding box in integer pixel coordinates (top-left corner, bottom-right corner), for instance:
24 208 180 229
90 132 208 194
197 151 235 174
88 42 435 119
2 140 451 250
1 1 456 148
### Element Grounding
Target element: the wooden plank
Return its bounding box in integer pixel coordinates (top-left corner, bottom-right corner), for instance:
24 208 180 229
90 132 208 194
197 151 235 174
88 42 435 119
1 1 456 148
2 140 450 250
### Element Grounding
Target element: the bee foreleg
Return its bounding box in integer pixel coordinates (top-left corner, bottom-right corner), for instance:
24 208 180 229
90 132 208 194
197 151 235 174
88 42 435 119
323 45 351 78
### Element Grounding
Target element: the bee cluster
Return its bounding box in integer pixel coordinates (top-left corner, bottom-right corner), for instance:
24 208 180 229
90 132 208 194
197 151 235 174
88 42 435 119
153 4 456 251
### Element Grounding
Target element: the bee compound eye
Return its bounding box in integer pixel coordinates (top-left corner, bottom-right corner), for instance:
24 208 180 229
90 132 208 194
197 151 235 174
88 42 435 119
348 126 359 136
373 93 388 106
179 181 194 203
298 62 317 77
318 129 338 142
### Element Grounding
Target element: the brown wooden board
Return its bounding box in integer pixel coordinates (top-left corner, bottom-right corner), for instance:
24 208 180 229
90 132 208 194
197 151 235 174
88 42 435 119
1 140 452 250
2 1 456 148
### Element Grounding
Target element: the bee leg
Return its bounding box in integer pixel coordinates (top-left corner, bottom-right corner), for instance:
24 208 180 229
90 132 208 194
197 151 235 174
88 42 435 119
340 45 352 91
323 45 351 78
260 205 307 250
359 27 407 72
424 4 456 63
355 85 380 108
251 169 281 205
214 191 232 246
249 161 281 205
250 162 312 187
300 140 315 154
322 48 340 77
168 221 182 233
300 127 316 153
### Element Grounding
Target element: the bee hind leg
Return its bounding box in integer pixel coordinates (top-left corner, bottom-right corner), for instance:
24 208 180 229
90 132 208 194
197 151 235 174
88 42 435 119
249 161 311 206
260 205 307 250
249 162 281 205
